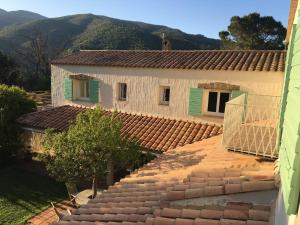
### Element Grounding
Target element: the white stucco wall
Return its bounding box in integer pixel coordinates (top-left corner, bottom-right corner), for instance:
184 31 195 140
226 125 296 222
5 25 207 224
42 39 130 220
51 65 283 121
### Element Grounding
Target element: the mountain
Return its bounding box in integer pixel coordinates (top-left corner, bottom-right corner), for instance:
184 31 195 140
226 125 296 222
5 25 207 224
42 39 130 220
0 14 220 58
0 9 46 28
0 13 220 90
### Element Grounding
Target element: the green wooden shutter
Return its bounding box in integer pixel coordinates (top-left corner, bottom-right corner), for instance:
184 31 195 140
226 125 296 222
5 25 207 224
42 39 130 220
188 88 203 116
64 78 73 100
278 16 300 214
231 90 247 99
89 80 99 103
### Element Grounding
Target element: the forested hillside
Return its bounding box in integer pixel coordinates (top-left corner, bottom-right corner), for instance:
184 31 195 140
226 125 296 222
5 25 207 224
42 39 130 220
0 12 220 90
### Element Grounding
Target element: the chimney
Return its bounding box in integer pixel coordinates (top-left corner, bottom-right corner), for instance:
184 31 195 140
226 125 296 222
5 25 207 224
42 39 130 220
161 32 172 51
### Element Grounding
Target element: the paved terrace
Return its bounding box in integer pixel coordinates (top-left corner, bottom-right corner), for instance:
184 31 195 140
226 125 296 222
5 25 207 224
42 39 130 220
50 135 277 225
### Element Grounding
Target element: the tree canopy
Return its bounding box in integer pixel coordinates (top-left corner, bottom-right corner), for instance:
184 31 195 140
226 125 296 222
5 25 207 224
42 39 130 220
0 84 36 165
0 52 21 86
41 107 142 197
219 13 286 50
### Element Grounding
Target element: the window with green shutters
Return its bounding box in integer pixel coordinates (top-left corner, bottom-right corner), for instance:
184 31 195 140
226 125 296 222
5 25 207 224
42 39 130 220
188 88 203 116
64 77 99 103
278 8 300 215
89 80 99 103
64 78 73 100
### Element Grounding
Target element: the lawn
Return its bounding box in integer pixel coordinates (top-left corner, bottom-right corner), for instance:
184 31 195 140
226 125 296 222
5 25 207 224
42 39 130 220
0 166 67 225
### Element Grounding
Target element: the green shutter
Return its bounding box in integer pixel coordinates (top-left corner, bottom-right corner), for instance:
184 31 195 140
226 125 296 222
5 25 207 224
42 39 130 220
231 90 247 99
278 15 300 214
188 88 203 116
64 78 73 100
89 80 99 103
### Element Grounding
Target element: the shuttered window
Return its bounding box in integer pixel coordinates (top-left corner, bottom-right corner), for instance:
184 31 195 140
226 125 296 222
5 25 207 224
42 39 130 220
64 77 99 103
188 88 203 116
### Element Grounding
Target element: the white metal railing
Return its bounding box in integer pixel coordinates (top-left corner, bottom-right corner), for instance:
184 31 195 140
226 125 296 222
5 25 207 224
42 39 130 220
222 94 281 158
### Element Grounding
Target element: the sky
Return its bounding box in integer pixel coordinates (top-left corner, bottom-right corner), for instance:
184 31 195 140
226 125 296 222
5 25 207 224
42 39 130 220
0 0 290 39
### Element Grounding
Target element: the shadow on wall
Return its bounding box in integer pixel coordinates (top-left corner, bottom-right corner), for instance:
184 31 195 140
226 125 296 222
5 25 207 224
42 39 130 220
274 189 289 225
101 83 113 109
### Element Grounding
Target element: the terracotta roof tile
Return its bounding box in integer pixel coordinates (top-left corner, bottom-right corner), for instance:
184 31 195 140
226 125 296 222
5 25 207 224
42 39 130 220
194 218 220 225
51 50 285 72
51 135 276 225
220 219 246 225
17 105 221 152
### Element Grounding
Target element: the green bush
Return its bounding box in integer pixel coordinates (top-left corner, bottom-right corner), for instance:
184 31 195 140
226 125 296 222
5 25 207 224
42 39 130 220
40 107 142 194
0 84 36 165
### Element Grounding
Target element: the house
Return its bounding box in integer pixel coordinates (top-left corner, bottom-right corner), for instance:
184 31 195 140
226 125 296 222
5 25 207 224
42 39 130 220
20 54 284 224
17 0 300 224
51 50 285 123
18 49 285 155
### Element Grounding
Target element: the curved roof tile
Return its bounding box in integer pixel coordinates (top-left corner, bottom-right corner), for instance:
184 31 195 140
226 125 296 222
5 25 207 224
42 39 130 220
52 50 285 72
17 105 222 152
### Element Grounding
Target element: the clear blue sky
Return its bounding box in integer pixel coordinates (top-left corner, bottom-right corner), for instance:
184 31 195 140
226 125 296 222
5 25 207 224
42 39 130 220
0 0 290 39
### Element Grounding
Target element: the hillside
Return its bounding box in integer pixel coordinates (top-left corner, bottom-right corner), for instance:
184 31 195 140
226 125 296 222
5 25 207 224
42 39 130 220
0 9 46 28
0 13 220 90
0 14 220 57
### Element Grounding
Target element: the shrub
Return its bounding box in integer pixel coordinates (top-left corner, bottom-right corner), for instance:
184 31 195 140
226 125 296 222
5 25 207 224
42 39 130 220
0 84 36 165
40 107 141 197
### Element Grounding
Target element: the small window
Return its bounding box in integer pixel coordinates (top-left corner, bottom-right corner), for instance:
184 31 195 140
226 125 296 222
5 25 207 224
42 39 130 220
160 86 170 105
118 83 127 101
77 80 89 100
207 91 230 115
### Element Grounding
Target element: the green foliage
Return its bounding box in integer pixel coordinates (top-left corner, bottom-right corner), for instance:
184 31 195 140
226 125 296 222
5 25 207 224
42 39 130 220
0 51 21 86
40 107 141 185
0 166 67 225
0 85 36 165
219 13 286 50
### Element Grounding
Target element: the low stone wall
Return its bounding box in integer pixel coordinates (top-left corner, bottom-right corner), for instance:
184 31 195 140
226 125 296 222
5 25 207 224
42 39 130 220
20 130 45 154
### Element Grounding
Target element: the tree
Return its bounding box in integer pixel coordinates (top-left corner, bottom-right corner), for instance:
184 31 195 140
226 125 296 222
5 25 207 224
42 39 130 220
0 85 36 166
40 107 141 197
0 52 22 86
16 29 51 90
219 13 286 50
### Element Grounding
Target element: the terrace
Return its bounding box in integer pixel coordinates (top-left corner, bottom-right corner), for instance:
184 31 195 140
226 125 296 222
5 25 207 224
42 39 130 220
222 94 281 159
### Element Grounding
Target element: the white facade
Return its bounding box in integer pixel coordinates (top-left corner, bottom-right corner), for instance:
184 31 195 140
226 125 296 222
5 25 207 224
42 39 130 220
51 64 283 122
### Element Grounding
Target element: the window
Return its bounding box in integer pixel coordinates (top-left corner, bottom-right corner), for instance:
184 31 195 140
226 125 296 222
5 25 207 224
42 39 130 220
75 79 89 101
118 83 127 101
207 91 230 115
160 86 170 105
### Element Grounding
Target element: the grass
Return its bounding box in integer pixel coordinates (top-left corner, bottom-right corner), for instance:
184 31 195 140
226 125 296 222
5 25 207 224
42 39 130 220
0 166 67 225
